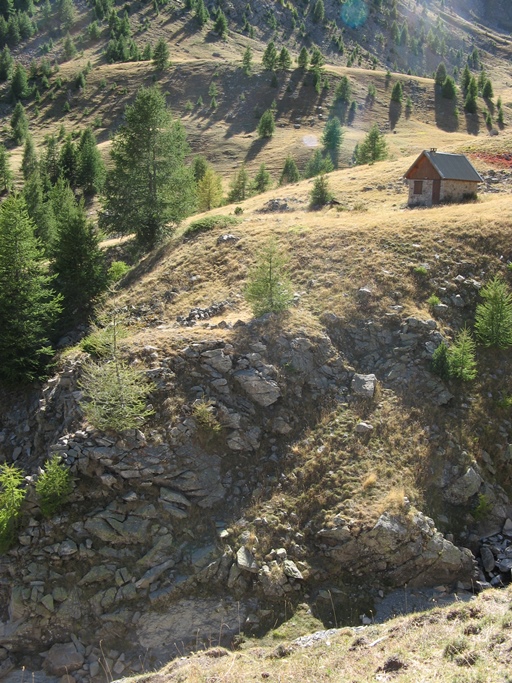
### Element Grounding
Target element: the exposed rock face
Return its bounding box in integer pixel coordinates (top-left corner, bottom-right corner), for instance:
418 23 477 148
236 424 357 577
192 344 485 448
44 643 84 676
234 368 281 406
322 510 475 588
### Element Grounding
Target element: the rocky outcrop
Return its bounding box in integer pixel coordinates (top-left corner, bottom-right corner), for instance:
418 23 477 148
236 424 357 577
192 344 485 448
320 509 476 588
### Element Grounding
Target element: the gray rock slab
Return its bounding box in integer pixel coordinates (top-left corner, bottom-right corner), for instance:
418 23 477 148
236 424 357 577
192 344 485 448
351 374 377 398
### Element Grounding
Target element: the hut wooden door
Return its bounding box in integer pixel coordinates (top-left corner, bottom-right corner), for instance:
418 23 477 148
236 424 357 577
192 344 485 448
432 180 441 205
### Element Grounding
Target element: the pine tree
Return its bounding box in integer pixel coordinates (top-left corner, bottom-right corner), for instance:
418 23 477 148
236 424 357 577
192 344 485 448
435 62 447 86
152 37 170 70
391 80 403 103
195 0 209 27
10 100 28 144
58 0 76 31
0 194 61 384
52 193 106 323
482 79 494 99
23 170 56 250
253 163 271 193
448 328 477 381
42 134 60 186
475 276 512 348
59 134 78 186
77 127 105 195
21 134 38 180
355 124 387 164
335 75 351 103
441 76 457 99
192 155 208 183
304 148 333 178
278 46 291 70
0 45 12 81
312 0 325 24
279 155 300 185
322 116 343 168
242 45 252 75
10 61 29 99
262 40 278 70
298 46 309 70
101 86 196 249
245 239 294 316
62 33 76 60
197 167 223 211
461 64 471 94
0 143 12 192
227 165 248 203
464 76 478 113
310 173 333 207
213 8 228 38
257 109 275 138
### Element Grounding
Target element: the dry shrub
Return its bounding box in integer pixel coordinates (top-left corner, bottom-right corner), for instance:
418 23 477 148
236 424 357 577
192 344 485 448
379 486 406 513
362 472 377 490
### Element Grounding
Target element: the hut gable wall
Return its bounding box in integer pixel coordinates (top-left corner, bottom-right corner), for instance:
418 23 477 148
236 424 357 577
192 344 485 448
406 154 441 180
408 179 434 207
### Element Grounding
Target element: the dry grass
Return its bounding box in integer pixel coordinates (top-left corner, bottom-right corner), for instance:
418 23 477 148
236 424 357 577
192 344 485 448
124 586 512 683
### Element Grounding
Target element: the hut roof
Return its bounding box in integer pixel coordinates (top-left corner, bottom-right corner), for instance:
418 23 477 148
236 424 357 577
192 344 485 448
405 150 483 182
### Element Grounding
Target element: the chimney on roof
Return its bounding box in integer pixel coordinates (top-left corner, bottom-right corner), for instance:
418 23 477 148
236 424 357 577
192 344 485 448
430 148 437 152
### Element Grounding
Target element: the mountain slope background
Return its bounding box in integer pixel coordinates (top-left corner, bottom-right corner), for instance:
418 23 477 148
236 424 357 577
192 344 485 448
1 1 512 681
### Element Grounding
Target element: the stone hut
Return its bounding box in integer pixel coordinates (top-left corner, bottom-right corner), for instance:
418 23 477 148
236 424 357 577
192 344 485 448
405 149 483 207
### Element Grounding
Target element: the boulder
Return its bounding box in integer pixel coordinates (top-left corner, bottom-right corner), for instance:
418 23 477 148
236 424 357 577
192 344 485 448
444 467 483 505
234 369 281 406
44 643 84 676
351 374 377 398
236 547 259 573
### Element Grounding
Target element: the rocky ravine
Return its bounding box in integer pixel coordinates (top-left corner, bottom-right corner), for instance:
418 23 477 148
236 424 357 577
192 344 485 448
0 308 511 682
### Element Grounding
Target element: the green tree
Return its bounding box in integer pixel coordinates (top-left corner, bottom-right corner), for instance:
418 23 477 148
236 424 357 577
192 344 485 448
62 32 77 60
309 45 324 68
464 76 478 113
0 194 61 384
278 46 291 70
431 341 450 380
335 75 351 103
0 143 12 191
23 170 56 250
460 64 471 94
262 40 278 70
257 108 275 138
310 173 333 207
213 7 228 38
322 116 343 168
279 155 300 185
475 275 512 348
101 86 196 249
52 192 107 323
0 45 12 81
304 148 333 178
0 464 26 552
197 166 223 211
242 45 252 75
391 80 403 103
245 240 294 316
195 0 209 26
10 61 29 99
312 0 325 23
435 62 447 86
42 134 60 186
192 154 208 183
227 165 248 203
58 0 76 31
59 134 78 186
253 163 271 193
152 37 170 70
482 79 494 99
441 76 457 99
77 127 105 195
35 456 72 517
355 123 387 164
10 100 28 144
21 134 38 180
298 46 309 70
448 327 477 381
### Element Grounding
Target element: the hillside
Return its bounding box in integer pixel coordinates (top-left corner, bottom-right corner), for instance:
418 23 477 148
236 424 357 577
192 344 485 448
1 1 512 682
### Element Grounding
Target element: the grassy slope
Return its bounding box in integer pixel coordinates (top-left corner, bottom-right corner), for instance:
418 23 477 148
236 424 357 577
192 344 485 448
125 586 512 682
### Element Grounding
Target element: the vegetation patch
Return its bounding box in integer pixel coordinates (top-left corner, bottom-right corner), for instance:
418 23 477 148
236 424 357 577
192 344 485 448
183 215 241 239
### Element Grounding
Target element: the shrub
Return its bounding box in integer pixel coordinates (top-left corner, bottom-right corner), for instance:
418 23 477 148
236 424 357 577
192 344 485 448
413 265 428 276
472 493 491 521
245 239 294 316
427 294 441 308
310 174 333 207
80 322 128 358
80 359 154 432
193 399 222 435
108 260 131 283
35 456 73 517
475 276 512 348
183 215 240 239
0 464 25 552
